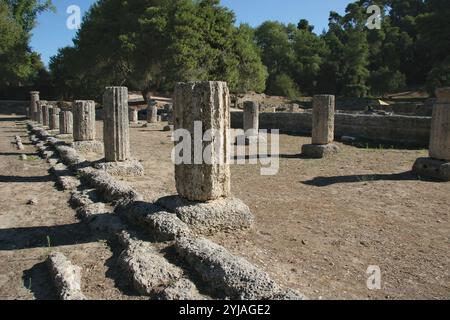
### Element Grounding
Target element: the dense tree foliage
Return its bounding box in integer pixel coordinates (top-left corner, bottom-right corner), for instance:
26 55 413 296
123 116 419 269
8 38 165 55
49 0 267 100
3 0 448 99
0 0 53 87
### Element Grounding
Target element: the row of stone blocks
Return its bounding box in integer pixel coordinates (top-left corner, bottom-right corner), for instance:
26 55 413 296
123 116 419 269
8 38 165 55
28 83 254 232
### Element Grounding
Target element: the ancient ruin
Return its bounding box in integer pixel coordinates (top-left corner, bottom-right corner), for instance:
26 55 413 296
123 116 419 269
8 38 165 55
157 81 254 233
413 88 450 181
302 95 340 158
129 108 138 124
71 100 103 153
235 101 264 145
94 87 144 176
1 1 450 303
42 104 52 128
30 91 39 121
146 101 158 125
58 110 73 137
49 107 60 131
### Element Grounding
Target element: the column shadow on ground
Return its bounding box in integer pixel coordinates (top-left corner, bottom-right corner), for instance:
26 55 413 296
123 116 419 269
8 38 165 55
302 171 420 187
0 221 96 251
0 175 53 183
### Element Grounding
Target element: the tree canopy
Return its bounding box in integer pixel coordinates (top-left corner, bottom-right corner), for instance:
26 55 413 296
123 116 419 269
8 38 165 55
2 0 449 99
0 0 53 87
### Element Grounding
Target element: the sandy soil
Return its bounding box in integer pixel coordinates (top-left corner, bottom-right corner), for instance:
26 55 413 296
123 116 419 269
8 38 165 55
0 115 142 300
87 120 449 300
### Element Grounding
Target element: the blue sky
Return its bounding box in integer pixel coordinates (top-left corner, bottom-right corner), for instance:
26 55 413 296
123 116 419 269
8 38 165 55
30 0 353 67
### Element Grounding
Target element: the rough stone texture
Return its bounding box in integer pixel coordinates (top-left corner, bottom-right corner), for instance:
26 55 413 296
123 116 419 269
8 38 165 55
429 88 450 161
157 196 254 234
301 143 340 159
79 169 142 204
312 95 335 145
118 202 191 241
129 109 138 123
71 140 104 154
42 104 52 127
119 238 183 296
175 236 306 300
412 157 450 182
243 101 259 137
70 190 98 208
49 107 60 130
158 278 206 300
231 111 432 148
147 103 158 123
76 202 108 220
173 81 231 201
60 111 73 135
93 160 144 176
36 100 47 124
47 252 87 300
54 145 86 167
50 163 80 190
73 100 96 142
88 214 125 234
103 87 131 162
30 91 39 120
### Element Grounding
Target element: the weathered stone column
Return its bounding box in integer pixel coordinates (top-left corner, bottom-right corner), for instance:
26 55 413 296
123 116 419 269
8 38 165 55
413 87 450 181
157 81 253 234
30 91 39 120
147 102 158 124
429 88 450 161
59 111 73 134
36 100 47 124
49 107 60 130
73 101 96 141
129 109 138 123
42 105 52 127
174 81 231 201
301 95 339 158
244 101 259 137
312 95 335 145
103 87 130 162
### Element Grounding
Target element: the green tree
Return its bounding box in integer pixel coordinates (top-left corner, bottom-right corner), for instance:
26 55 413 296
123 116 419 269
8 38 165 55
50 0 267 98
0 0 52 87
232 24 267 93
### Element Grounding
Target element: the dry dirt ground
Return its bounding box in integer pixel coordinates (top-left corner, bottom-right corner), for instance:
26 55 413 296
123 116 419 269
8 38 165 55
0 115 143 300
1 115 449 300
93 121 448 300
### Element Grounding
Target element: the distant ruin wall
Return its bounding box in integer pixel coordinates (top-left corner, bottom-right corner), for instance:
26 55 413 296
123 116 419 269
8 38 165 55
231 111 431 147
0 100 28 115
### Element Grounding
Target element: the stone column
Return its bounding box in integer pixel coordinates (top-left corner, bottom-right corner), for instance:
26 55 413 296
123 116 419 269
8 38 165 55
49 107 60 130
412 88 450 181
429 88 450 161
243 101 259 137
103 87 130 162
30 91 40 120
59 111 73 134
129 109 138 123
42 104 52 127
312 95 335 145
147 102 158 123
36 100 47 124
73 100 96 141
301 95 339 158
173 81 231 201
